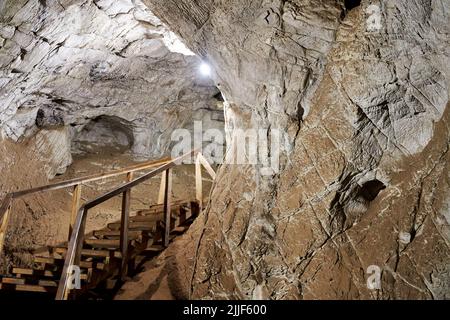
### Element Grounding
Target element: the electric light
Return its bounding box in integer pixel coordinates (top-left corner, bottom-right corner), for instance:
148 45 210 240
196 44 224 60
200 62 212 77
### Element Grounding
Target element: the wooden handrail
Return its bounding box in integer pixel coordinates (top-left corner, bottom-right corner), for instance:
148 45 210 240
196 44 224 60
197 153 217 180
195 153 216 211
0 194 12 221
56 149 198 299
0 157 170 226
11 157 172 198
0 147 217 300
0 194 13 253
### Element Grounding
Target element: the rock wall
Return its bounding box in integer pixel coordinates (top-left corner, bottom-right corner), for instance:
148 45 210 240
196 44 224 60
0 135 73 272
144 0 450 299
0 0 224 273
0 0 224 170
0 0 448 300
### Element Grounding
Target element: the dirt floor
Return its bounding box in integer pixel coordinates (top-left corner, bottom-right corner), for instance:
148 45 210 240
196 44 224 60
113 227 201 300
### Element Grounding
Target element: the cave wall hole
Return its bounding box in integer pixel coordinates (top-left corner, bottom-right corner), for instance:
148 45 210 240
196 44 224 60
71 115 135 156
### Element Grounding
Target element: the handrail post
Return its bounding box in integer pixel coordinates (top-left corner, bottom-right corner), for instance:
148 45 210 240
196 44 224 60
198 153 217 179
0 204 12 254
163 169 172 247
57 206 87 300
195 154 203 211
64 232 84 300
120 172 133 281
69 184 82 241
157 170 166 205
54 150 196 300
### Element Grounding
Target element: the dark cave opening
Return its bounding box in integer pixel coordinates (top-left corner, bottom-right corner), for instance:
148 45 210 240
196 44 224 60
214 91 225 102
71 115 134 155
359 180 386 202
344 0 361 11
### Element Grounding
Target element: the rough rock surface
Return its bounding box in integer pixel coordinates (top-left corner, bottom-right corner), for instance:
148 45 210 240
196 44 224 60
142 0 450 299
0 0 449 300
0 136 73 272
0 0 224 275
0 0 223 169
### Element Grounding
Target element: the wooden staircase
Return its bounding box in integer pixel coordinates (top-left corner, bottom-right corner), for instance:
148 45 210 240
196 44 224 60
0 150 215 300
0 200 199 299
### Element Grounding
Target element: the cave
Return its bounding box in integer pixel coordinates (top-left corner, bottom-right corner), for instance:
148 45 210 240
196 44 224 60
71 116 134 155
359 180 386 202
0 0 449 305
344 0 361 11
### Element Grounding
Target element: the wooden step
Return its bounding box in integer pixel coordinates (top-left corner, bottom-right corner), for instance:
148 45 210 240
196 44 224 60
130 214 164 222
34 256 105 270
145 245 165 252
13 268 56 278
53 247 122 259
84 239 120 249
107 221 157 232
153 233 177 245
172 225 190 234
0 283 57 293
1 277 25 285
12 268 89 280
136 205 187 217
1 276 58 287
93 230 143 240
142 200 189 212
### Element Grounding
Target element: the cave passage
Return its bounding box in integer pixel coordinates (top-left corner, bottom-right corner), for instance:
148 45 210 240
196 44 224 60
72 115 135 155
344 0 361 11
0 0 449 304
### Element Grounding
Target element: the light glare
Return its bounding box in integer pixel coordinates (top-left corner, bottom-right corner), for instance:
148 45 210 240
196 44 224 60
200 63 212 77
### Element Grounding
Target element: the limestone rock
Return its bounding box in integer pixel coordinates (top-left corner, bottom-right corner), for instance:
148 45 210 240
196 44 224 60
144 0 450 299
33 128 73 177
0 0 224 163
0 0 449 300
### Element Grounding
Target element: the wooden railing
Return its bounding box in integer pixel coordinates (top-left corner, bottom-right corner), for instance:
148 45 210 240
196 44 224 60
0 157 172 254
0 149 216 300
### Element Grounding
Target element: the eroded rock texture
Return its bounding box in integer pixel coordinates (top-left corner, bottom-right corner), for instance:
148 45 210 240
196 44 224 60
144 0 450 299
0 136 74 272
0 0 223 169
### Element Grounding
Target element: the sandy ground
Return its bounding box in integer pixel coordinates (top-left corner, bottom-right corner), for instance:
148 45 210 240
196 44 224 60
113 230 200 300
